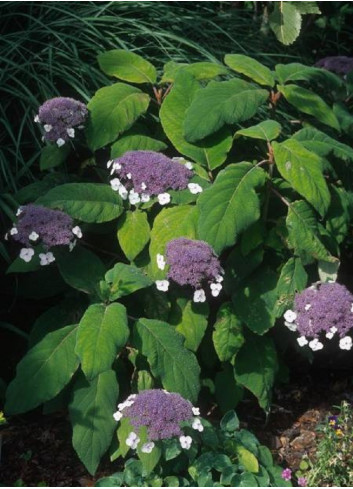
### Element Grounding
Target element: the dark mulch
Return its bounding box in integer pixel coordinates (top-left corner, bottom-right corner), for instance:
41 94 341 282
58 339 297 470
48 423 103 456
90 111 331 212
0 369 352 486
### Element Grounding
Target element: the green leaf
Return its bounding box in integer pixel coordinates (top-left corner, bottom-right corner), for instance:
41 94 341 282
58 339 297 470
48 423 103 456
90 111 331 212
286 200 336 262
236 120 281 141
212 302 244 362
37 183 123 223
136 426 162 475
197 163 267 254
98 49 157 84
5 325 79 415
137 370 154 391
56 247 106 295
326 187 351 244
184 79 269 142
134 318 200 402
291 1 321 14
273 139 330 217
318 259 340 283
96 474 124 487
274 258 307 317
267 465 292 487
149 205 199 279
161 61 228 83
234 334 278 413
174 300 209 352
117 210 150 261
104 263 153 300
40 144 70 171
75 303 129 380
220 410 240 432
224 54 275 87
293 127 353 162
236 445 259 473
111 134 167 158
160 71 232 170
269 2 302 46
69 370 118 475
215 366 243 413
278 84 340 131
275 62 342 89
232 268 278 335
86 83 150 151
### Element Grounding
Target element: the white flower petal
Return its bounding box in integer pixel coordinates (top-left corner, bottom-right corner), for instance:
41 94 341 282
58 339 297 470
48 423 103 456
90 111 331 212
44 124 52 132
110 178 121 191
193 289 206 303
56 138 65 147
141 442 155 454
179 435 192 450
118 185 128 200
156 280 169 292
16 208 23 216
29 231 39 241
297 336 308 347
140 193 150 203
34 115 40 123
284 309 297 323
10 227 18 235
284 321 297 332
66 128 75 138
19 248 35 263
192 407 200 416
156 254 166 271
339 336 352 350
304 304 311 311
113 411 123 421
188 183 203 194
72 226 82 239
157 193 171 205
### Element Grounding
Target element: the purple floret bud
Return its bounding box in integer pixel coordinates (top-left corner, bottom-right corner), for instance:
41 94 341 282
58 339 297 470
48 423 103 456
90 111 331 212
115 389 195 442
165 238 223 290
315 56 353 75
36 97 88 144
281 468 292 481
11 204 76 249
109 151 193 199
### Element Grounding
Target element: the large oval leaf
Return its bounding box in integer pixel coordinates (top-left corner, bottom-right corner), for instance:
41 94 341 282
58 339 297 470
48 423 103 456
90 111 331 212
224 54 274 87
274 257 307 317
75 303 129 380
286 200 336 262
212 302 244 362
37 183 123 223
117 210 150 261
273 138 330 217
236 120 281 142
5 324 79 415
197 163 267 254
161 61 228 83
275 62 342 90
86 83 150 151
234 334 278 413
160 71 232 170
98 49 157 84
293 127 353 162
278 84 340 131
134 318 200 402
269 2 301 46
149 204 199 279
104 263 153 301
69 370 118 475
184 79 269 142
173 299 209 352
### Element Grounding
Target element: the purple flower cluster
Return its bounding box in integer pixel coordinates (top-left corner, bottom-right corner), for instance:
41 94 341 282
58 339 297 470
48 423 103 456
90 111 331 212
12 205 74 248
6 204 82 265
115 389 194 441
109 151 197 206
35 97 88 146
315 56 353 75
284 282 353 351
166 238 222 288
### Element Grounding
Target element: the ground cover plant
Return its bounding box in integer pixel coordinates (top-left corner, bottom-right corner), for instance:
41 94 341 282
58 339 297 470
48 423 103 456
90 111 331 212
2 39 353 486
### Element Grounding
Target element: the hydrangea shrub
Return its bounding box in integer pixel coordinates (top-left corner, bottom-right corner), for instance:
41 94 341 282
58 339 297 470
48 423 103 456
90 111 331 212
3 49 353 476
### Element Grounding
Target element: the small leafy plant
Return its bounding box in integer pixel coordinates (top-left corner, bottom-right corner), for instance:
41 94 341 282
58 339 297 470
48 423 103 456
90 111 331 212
306 401 353 487
3 47 353 477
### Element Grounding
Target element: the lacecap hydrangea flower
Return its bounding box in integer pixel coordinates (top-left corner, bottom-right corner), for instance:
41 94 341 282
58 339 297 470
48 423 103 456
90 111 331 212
315 56 353 75
34 97 88 146
283 282 353 351
113 389 202 453
108 151 201 206
6 204 82 265
155 238 223 303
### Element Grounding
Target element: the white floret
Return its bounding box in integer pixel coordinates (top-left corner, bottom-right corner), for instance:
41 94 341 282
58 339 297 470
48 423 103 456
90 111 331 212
284 309 297 323
66 128 75 138
193 289 206 303
56 138 65 147
19 248 35 263
339 336 352 350
157 193 171 205
297 336 308 347
156 280 169 292
179 435 192 450
188 183 203 194
72 226 82 239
